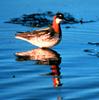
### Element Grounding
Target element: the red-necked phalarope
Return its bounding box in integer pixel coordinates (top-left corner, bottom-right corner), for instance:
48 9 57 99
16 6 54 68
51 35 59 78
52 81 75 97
15 13 65 48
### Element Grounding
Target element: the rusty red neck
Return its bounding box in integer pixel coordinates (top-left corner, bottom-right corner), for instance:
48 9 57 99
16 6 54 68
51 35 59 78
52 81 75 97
52 16 61 33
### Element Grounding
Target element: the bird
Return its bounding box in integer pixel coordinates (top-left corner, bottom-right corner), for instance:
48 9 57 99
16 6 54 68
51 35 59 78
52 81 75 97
15 12 65 48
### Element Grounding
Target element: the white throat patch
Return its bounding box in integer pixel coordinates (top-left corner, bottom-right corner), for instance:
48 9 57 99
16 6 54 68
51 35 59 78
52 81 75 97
55 18 62 24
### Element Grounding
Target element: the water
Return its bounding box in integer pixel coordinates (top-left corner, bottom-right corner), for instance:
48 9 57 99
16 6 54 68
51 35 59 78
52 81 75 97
0 0 99 100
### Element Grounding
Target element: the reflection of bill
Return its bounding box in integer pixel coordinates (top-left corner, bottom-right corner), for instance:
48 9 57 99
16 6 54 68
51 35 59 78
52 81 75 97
16 48 62 88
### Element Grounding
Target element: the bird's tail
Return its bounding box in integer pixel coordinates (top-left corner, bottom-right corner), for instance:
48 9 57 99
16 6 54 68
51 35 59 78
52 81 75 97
15 32 30 41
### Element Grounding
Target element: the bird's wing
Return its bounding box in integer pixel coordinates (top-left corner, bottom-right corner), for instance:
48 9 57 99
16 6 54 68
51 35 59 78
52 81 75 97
33 27 55 37
31 27 51 36
16 27 55 40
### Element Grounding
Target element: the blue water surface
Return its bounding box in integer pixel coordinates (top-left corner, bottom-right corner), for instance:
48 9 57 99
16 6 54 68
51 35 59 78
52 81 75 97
0 0 99 100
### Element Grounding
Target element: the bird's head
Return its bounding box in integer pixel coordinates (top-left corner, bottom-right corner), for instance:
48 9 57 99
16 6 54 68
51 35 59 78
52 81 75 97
54 12 65 24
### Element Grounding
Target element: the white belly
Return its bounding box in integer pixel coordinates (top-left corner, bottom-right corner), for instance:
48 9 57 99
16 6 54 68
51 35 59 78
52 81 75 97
30 37 61 48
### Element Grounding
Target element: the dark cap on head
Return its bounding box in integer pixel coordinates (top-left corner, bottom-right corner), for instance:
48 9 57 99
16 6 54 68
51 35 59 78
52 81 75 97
56 12 65 19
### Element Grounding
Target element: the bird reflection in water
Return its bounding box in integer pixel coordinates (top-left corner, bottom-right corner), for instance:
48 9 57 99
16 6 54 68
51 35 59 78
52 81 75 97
16 48 62 88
